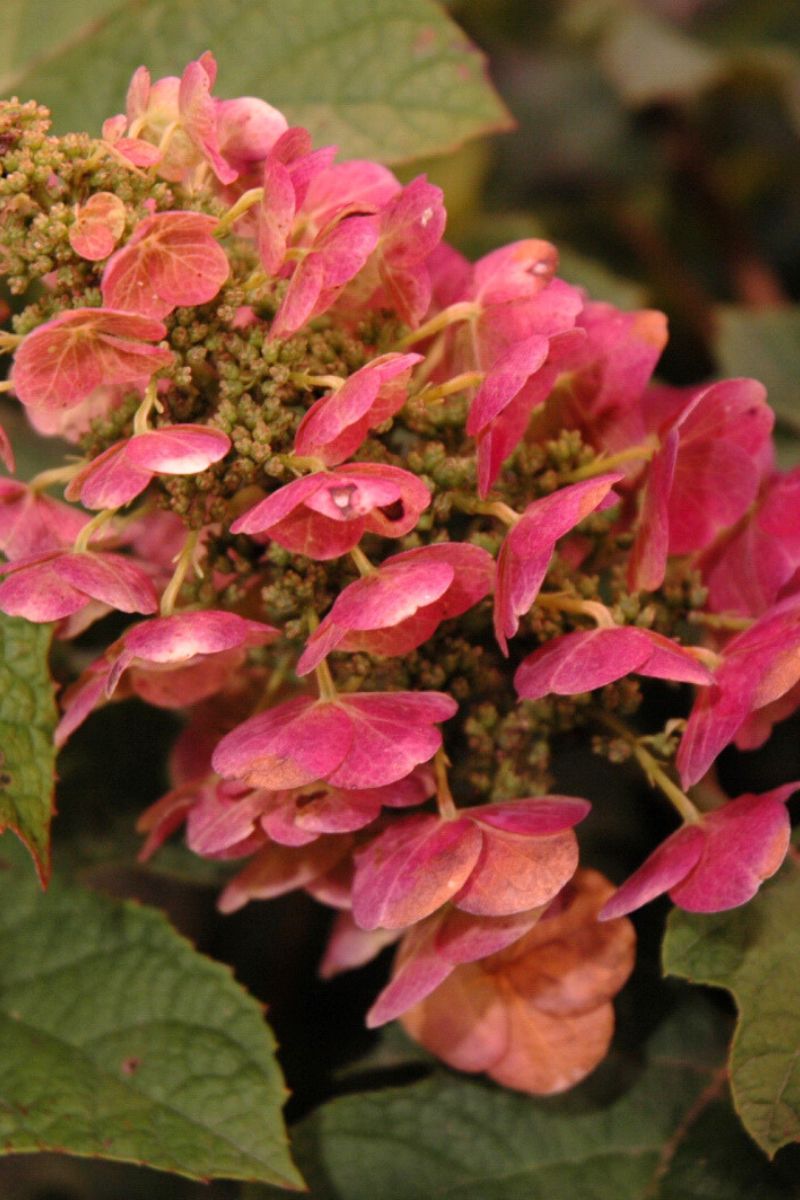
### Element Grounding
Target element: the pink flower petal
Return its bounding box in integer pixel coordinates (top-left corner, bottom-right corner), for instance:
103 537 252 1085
324 691 456 790
12 309 173 410
179 54 238 185
319 912 401 979
494 475 621 653
669 784 796 911
352 814 482 929
598 825 705 920
453 826 579 917
218 836 352 913
294 352 421 466
101 212 230 318
366 917 455 1027
69 192 127 261
212 696 354 790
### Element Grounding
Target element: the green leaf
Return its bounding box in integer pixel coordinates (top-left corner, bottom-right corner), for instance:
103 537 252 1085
715 305 800 430
0 837 302 1189
253 996 797 1198
0 0 512 163
0 613 56 884
664 863 800 1159
597 8 723 108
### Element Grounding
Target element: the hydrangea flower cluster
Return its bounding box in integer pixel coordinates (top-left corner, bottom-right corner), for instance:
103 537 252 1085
1 54 798 1096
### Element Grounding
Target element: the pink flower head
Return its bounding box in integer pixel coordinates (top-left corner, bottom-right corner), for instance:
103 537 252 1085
296 542 495 674
101 212 230 319
65 424 231 509
352 794 589 931
0 548 157 622
515 626 713 700
677 601 800 787
629 378 773 591
212 689 457 792
55 610 279 745
293 352 422 466
230 464 431 560
600 784 798 919
396 870 635 1095
494 475 621 654
69 193 127 261
0 481 89 560
11 309 173 411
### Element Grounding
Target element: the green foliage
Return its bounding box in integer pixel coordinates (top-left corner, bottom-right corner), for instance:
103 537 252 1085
0 613 56 884
0 0 511 163
0 838 301 1189
252 998 799 1199
715 306 800 430
664 863 800 1159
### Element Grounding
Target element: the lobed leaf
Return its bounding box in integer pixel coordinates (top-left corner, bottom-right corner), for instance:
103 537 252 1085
664 861 800 1158
0 0 512 164
0 612 56 884
254 997 799 1198
0 836 302 1188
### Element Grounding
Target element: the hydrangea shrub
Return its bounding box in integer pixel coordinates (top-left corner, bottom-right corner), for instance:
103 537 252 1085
0 51 798 1123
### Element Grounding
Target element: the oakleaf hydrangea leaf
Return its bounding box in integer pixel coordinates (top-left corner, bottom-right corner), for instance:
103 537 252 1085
0 0 513 163
254 998 797 1198
664 862 800 1158
0 837 302 1188
0 612 56 884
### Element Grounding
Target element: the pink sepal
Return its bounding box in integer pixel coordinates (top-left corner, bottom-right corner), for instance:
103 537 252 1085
294 352 422 466
230 464 431 559
213 690 457 792
12 309 173 411
101 212 230 318
600 784 798 918
0 549 158 621
66 424 230 509
494 475 621 653
515 626 712 700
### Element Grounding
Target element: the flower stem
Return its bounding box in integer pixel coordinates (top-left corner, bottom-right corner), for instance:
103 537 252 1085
214 187 264 236
133 380 162 437
290 371 346 392
564 440 657 483
394 301 479 351
73 508 116 554
434 748 457 820
456 496 520 526
688 611 754 633
160 528 200 616
536 592 617 629
29 461 85 492
314 659 338 702
350 545 375 577
0 332 23 353
594 709 701 823
414 371 484 404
